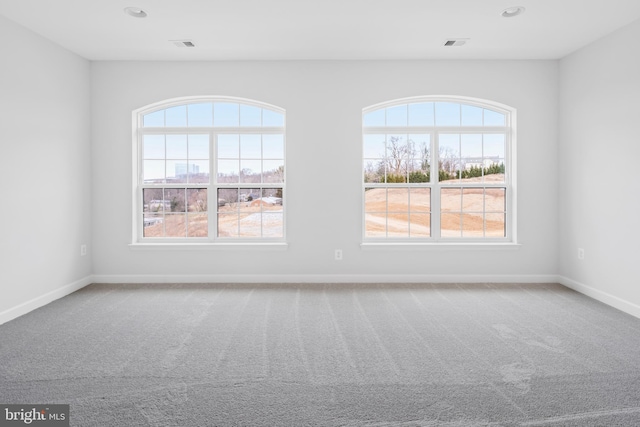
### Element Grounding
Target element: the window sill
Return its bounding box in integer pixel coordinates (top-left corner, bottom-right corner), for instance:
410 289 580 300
361 242 521 251
129 242 288 251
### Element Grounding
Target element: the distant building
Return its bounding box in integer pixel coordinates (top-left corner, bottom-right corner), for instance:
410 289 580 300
462 156 501 171
175 163 199 177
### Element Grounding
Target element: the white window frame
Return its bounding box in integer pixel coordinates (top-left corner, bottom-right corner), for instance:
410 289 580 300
362 95 517 245
131 96 286 247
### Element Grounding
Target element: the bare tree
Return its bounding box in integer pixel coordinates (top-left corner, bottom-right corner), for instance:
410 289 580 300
386 136 415 177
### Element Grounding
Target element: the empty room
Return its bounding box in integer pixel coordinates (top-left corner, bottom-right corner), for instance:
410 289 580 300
1 0 640 425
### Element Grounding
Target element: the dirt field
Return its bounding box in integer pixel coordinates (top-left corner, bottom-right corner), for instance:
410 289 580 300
218 202 283 237
365 174 505 238
143 213 208 238
143 202 283 238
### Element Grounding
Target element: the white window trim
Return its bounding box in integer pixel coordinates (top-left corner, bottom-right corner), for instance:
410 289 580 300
362 95 517 244
131 96 286 246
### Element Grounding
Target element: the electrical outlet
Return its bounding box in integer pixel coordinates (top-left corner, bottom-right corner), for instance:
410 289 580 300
81 244 87 257
335 249 343 261
577 248 584 260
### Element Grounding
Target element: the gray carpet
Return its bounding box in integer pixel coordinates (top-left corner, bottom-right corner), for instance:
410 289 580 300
2 283 640 426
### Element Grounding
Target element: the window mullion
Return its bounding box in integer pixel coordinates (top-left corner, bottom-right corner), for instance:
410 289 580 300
209 131 216 241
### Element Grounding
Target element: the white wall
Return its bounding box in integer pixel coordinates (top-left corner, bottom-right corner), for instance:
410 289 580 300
559 19 640 313
0 16 92 322
91 60 559 281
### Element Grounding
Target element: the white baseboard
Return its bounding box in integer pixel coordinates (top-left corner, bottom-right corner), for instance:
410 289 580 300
91 273 559 284
0 275 92 325
559 275 640 319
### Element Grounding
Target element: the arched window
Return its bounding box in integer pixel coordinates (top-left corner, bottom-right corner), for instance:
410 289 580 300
133 97 285 242
363 96 515 242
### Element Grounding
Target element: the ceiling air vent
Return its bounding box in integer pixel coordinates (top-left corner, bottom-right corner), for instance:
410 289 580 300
443 38 469 47
170 40 196 48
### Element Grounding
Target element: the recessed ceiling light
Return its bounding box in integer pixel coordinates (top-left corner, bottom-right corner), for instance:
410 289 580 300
124 7 148 18
501 6 525 18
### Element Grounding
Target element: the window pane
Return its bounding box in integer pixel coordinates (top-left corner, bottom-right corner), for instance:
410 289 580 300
143 213 163 237
187 103 213 127
484 109 505 126
441 188 461 211
262 188 284 238
262 188 282 202
385 134 409 183
462 188 484 213
240 134 261 158
239 189 259 205
218 134 239 158
461 105 483 126
365 188 385 213
263 109 284 127
214 103 239 127
166 160 189 183
240 104 262 127
462 213 484 237
484 133 505 180
218 188 238 209
485 212 506 237
408 103 434 126
187 213 208 237
240 160 261 183
363 109 385 127
263 134 284 158
364 159 385 183
218 213 239 237
484 134 505 157
188 160 210 183
263 160 284 183
163 214 186 237
166 135 187 158
387 188 409 212
485 188 506 212
164 188 186 212
187 188 208 212
409 213 430 237
217 160 239 183
408 134 430 182
409 188 430 211
143 188 164 212
188 134 209 159
166 105 187 127
387 213 409 237
461 160 483 182
439 134 460 182
484 160 505 182
143 160 165 183
143 135 164 159
263 213 283 238
218 188 239 237
363 134 386 159
435 102 460 126
143 110 164 127
441 213 462 237
236 188 261 237
461 134 482 158
386 105 408 127
365 213 386 237
239 212 262 238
